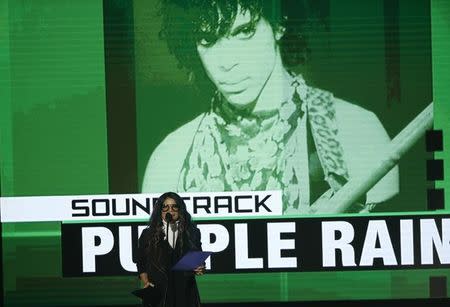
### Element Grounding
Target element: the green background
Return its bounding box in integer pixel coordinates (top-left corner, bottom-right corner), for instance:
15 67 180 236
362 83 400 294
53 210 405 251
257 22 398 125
1 0 449 306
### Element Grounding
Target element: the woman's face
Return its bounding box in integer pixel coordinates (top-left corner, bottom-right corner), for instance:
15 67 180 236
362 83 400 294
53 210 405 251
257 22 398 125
161 197 180 222
196 9 280 109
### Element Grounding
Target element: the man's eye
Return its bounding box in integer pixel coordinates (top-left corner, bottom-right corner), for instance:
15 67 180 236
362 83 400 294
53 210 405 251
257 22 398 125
235 26 256 39
197 37 216 48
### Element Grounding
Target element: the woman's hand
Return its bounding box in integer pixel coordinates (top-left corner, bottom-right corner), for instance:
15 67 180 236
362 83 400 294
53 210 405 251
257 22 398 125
140 272 155 288
193 265 206 276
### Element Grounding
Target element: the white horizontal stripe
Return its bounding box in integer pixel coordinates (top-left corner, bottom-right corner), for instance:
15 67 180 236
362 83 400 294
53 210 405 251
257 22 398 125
0 190 282 222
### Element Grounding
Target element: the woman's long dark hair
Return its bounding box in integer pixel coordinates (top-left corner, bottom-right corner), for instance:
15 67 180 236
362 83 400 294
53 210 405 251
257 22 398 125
145 192 200 260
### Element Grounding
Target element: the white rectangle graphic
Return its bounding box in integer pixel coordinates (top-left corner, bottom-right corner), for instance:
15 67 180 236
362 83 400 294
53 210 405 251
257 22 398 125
0 190 282 222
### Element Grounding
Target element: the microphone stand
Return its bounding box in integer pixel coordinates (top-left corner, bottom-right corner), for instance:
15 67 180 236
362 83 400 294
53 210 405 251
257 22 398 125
165 213 172 246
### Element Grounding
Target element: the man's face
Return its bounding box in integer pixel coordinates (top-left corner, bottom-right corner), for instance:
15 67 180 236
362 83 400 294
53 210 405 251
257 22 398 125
196 10 279 109
161 197 179 222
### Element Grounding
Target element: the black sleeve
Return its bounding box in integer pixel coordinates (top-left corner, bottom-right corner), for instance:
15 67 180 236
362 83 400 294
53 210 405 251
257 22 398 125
185 225 202 251
136 227 151 275
192 226 203 251
184 226 205 276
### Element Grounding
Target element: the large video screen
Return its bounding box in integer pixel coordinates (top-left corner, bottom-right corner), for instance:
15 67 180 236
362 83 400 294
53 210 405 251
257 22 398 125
1 0 449 306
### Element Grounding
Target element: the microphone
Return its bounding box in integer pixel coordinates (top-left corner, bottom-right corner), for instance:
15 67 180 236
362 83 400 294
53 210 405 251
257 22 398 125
165 212 173 223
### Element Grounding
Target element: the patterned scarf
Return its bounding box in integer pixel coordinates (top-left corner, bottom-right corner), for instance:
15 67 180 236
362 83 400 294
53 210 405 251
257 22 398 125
177 74 349 214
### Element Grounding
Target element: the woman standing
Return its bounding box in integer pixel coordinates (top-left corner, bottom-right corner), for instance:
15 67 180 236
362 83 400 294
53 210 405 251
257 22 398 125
136 192 205 307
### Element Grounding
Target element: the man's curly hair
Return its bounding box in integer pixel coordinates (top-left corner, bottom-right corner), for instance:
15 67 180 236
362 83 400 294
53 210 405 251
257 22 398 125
157 0 322 92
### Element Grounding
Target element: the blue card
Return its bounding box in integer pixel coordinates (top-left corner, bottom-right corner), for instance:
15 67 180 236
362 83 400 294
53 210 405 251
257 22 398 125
171 251 212 271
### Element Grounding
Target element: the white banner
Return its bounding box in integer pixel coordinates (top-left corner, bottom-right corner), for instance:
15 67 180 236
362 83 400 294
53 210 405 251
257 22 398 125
0 190 282 222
